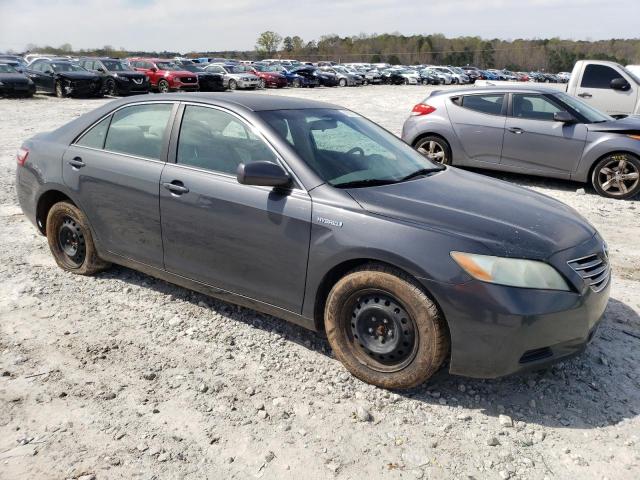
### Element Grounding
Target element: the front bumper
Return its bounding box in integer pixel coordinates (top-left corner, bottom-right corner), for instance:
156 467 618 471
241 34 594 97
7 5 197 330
237 79 260 89
115 78 150 95
0 82 35 96
65 80 102 97
264 77 287 88
423 236 611 378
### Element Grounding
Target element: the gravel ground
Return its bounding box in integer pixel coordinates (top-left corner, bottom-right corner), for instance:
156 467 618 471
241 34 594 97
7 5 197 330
1 86 639 480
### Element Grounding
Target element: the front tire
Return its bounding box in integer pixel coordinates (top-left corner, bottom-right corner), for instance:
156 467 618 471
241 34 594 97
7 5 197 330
414 136 452 165
591 153 640 199
46 202 110 275
228 79 237 90
55 81 65 98
339 78 347 87
157 79 170 93
325 265 449 389
258 78 266 89
103 78 116 96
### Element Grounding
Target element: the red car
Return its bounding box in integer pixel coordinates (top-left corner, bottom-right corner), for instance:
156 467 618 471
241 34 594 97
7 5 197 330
249 64 288 88
128 58 198 93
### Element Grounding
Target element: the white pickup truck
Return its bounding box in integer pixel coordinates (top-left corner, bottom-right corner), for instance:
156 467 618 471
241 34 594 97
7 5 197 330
567 60 640 116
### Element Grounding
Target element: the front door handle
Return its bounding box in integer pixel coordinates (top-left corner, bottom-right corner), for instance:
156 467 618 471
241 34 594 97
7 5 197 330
508 127 524 134
577 92 592 98
162 181 189 195
68 157 86 169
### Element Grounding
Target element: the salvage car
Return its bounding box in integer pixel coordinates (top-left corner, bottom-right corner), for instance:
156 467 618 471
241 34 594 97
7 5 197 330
16 93 610 389
128 58 198 93
402 86 640 199
249 64 288 89
0 62 36 97
204 64 260 90
27 58 102 98
174 61 225 92
285 66 320 88
78 57 150 96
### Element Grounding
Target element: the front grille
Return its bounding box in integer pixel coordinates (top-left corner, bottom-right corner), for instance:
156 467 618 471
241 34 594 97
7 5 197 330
567 252 610 293
180 76 196 83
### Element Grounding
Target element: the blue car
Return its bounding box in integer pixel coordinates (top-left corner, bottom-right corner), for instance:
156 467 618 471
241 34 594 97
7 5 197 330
280 67 319 88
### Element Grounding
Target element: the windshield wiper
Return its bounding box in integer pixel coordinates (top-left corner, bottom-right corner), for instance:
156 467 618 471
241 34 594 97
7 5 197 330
332 178 399 189
398 167 445 182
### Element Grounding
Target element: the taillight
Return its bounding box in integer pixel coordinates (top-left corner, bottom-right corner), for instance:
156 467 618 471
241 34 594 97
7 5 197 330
17 147 29 166
411 103 436 116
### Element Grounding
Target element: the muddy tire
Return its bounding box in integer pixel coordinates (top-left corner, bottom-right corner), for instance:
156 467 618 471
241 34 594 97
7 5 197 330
46 202 110 275
325 264 449 389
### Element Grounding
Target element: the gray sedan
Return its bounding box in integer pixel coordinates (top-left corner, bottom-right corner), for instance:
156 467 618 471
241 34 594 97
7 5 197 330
401 87 640 199
16 93 609 388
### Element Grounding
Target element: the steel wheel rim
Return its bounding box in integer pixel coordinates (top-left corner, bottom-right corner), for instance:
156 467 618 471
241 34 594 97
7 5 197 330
598 155 639 197
57 216 86 267
344 289 418 373
228 80 236 90
417 140 446 163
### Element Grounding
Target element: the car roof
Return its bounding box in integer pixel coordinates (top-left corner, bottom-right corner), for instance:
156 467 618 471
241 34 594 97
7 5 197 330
140 92 340 112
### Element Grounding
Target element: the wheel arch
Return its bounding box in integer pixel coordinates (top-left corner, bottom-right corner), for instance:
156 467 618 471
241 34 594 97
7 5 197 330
311 257 450 340
36 189 76 235
586 149 640 186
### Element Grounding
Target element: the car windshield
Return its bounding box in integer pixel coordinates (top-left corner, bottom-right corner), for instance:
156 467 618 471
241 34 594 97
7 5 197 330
102 60 128 71
553 92 612 123
258 108 443 188
155 62 181 71
51 62 85 72
0 63 17 73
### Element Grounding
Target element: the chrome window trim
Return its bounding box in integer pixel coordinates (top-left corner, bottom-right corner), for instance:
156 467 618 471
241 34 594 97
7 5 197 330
70 144 167 165
176 101 307 193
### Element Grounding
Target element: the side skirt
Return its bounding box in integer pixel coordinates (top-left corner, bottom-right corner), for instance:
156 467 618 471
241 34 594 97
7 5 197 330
100 251 317 332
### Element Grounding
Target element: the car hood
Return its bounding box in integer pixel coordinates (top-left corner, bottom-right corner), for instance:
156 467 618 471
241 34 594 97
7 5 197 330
57 71 99 80
586 115 640 133
346 167 595 258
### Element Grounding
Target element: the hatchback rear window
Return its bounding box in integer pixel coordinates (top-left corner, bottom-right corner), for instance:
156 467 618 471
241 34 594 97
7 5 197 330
460 94 504 115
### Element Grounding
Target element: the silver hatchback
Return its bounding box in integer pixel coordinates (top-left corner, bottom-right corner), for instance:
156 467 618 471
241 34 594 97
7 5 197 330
401 87 640 199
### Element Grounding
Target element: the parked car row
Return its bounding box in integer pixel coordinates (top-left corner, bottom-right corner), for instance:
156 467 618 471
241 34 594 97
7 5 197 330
1 52 575 99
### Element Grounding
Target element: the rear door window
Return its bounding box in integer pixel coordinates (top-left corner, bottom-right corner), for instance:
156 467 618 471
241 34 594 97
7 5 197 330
581 64 624 89
459 94 505 115
76 116 112 149
104 103 173 160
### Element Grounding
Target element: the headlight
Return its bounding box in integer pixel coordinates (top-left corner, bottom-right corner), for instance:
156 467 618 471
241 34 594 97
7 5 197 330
0 81 4 86
450 252 570 291
113 73 119 78
627 135 640 141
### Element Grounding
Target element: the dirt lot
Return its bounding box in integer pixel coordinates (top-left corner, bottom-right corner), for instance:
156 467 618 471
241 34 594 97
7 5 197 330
1 86 639 480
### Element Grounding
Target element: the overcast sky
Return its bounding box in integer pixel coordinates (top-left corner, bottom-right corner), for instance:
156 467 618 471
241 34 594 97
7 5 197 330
0 0 638 52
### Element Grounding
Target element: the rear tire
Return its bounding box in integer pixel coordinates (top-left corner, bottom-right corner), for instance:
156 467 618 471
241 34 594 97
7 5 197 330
591 153 640 199
414 136 452 165
46 202 110 275
325 264 449 389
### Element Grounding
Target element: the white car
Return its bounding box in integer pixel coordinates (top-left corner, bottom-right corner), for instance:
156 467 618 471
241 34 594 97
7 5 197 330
432 66 466 84
205 63 260 90
398 69 421 85
425 67 452 85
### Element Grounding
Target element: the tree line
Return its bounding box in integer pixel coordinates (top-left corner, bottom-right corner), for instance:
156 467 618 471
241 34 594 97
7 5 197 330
16 33 640 72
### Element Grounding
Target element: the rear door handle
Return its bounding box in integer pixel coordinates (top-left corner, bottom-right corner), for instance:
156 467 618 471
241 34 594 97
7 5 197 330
577 92 592 98
68 157 86 169
162 181 189 195
508 127 524 134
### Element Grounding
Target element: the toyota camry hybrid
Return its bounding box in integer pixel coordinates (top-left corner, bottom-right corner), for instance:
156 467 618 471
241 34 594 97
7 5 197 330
16 93 610 389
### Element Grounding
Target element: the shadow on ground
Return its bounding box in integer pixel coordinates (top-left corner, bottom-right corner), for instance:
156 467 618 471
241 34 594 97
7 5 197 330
97 265 640 431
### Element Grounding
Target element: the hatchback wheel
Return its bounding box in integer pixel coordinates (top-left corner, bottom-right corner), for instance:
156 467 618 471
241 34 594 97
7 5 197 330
157 79 170 93
46 202 110 275
592 153 640 199
415 136 451 165
325 265 448 389
228 79 237 90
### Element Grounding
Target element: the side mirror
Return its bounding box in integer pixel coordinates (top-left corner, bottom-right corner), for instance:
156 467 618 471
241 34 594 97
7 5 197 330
610 77 630 91
150 67 157 72
554 111 576 123
97 67 105 73
236 161 291 187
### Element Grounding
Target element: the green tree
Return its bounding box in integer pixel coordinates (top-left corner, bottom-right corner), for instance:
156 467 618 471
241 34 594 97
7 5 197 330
256 31 282 55
283 36 293 52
